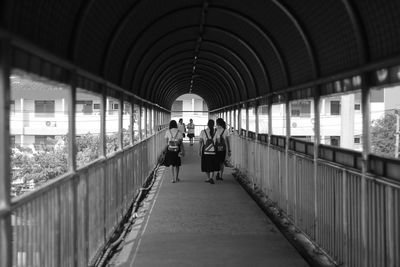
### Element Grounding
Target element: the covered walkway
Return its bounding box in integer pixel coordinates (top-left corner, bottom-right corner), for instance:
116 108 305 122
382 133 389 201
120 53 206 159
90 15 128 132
1 1 400 267
109 142 309 267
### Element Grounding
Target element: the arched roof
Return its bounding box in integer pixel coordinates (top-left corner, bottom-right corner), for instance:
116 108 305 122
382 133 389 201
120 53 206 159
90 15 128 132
2 0 400 110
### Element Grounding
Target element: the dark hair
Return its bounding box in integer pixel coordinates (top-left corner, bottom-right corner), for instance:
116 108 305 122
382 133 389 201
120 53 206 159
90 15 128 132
179 118 183 123
216 118 226 129
207 119 215 136
169 120 178 129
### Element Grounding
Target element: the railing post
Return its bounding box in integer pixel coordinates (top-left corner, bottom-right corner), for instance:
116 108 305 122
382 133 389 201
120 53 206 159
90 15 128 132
129 99 134 146
285 94 290 213
342 170 348 265
255 101 259 188
118 96 123 150
68 71 78 267
100 86 107 157
361 73 371 266
313 86 321 242
137 101 142 141
233 108 236 131
238 106 242 133
246 103 249 138
0 37 12 267
267 96 273 196
144 104 148 139
386 185 394 267
68 72 77 172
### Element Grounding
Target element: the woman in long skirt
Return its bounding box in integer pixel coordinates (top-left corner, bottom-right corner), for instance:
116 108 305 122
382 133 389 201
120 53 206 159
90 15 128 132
199 119 219 184
215 118 231 181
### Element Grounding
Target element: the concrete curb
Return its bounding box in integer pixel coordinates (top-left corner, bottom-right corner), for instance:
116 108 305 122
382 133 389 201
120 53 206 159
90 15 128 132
233 171 338 267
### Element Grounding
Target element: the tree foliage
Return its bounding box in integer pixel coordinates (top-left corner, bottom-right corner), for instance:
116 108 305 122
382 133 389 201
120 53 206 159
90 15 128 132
370 112 397 157
11 132 129 196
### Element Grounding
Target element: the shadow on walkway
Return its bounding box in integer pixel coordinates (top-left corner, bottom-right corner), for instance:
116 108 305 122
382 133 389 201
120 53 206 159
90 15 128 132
110 143 309 267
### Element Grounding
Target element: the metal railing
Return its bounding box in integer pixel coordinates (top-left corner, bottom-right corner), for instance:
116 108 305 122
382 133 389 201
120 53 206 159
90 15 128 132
8 129 166 266
230 132 400 267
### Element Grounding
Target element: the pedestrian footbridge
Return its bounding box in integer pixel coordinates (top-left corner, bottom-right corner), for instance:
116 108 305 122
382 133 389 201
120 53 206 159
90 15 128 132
1 1 400 266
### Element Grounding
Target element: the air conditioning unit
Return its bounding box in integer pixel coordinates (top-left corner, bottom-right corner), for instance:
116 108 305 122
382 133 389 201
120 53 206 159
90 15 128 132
45 121 57 127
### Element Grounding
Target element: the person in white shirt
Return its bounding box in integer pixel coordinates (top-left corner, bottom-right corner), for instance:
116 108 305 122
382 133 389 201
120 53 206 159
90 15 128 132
186 118 195 145
199 119 219 184
215 118 231 181
178 118 186 139
164 120 185 183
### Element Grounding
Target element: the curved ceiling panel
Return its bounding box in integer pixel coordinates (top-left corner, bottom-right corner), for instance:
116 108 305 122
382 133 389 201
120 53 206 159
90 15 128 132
3 0 400 110
145 54 242 104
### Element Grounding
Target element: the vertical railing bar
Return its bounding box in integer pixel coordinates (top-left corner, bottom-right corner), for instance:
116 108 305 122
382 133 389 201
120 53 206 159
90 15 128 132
118 96 123 150
129 100 134 146
0 37 11 267
360 73 371 267
285 94 290 213
267 97 272 196
137 102 142 142
255 102 259 187
233 108 237 132
56 187 61 267
68 72 77 173
144 105 148 139
342 170 348 266
67 71 78 266
100 86 107 246
238 105 242 136
84 172 89 266
385 185 394 267
246 103 249 138
313 86 321 243
100 86 107 157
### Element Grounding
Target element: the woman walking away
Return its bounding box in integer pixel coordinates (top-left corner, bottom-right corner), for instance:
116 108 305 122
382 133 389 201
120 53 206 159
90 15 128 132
178 118 186 139
164 120 184 183
187 118 195 146
215 118 231 181
199 119 219 184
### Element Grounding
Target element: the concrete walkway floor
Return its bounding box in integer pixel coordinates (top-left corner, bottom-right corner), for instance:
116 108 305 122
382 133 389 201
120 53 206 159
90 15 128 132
109 142 309 267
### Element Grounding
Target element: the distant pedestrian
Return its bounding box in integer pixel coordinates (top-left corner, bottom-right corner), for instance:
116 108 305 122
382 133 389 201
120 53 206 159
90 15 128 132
215 118 231 181
164 120 184 183
187 118 195 145
178 118 186 138
199 119 219 184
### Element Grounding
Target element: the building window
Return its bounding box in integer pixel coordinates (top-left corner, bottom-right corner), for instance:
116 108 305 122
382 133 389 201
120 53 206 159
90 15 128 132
330 136 340 146
291 109 301 117
354 137 361 144
76 100 93 114
10 135 16 147
354 104 361 110
10 100 15 115
370 89 384 102
93 103 100 110
291 101 311 117
330 101 341 115
35 100 55 117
